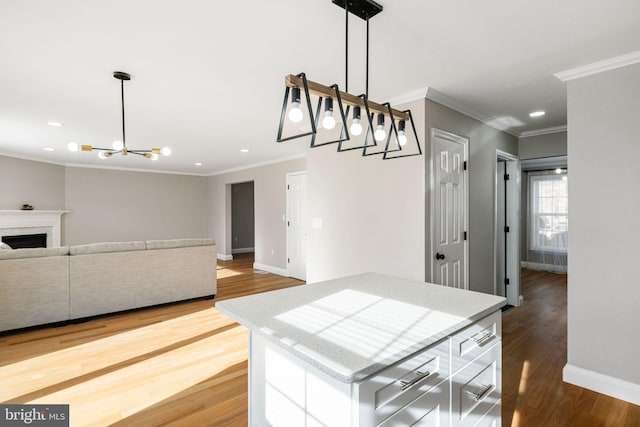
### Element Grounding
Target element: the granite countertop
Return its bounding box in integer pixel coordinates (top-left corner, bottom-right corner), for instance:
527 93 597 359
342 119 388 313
216 272 506 383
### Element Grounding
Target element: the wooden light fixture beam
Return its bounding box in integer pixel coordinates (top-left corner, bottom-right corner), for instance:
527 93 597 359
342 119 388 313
285 74 410 121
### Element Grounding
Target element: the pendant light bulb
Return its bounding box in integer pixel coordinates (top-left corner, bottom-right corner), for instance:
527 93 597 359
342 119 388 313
288 87 303 123
112 140 124 151
322 98 335 129
349 106 363 136
374 114 386 141
161 147 171 156
98 151 108 160
397 120 407 146
151 153 159 161
67 142 79 152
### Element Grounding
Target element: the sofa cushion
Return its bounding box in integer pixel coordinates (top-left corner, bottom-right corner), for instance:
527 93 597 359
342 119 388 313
0 242 12 250
0 246 69 260
145 238 216 250
70 241 146 255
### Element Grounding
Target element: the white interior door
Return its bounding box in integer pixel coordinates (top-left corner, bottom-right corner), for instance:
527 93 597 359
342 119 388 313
431 129 468 289
286 172 307 281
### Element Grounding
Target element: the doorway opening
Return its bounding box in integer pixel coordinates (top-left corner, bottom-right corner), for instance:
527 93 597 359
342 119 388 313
494 150 521 307
231 181 255 257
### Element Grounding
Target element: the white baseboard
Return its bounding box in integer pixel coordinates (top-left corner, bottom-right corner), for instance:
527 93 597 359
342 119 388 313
563 364 640 406
217 253 233 261
520 261 567 274
253 262 288 277
232 247 254 254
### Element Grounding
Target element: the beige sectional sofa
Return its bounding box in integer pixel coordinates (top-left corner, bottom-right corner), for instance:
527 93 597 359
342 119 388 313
0 239 216 332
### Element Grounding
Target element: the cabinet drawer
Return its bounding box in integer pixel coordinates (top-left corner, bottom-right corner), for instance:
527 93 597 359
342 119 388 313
377 380 450 427
451 311 501 374
451 342 501 427
358 338 449 425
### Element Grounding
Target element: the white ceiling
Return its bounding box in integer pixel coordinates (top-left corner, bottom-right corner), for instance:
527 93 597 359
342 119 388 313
1 0 639 175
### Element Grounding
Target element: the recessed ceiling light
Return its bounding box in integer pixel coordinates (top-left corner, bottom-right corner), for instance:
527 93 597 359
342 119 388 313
529 111 545 118
195 162 202 166
240 149 249 153
43 147 55 151
47 121 63 127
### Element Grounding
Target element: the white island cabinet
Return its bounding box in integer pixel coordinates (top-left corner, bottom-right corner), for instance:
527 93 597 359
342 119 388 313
217 273 506 427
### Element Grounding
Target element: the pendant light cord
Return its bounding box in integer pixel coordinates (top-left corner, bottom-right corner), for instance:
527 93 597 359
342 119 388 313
120 79 126 149
366 16 369 98
345 1 349 92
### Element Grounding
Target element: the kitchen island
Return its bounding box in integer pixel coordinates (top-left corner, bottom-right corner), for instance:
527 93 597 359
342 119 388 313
217 272 506 426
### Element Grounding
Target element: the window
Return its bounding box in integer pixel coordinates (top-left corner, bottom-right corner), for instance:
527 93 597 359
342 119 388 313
529 172 568 252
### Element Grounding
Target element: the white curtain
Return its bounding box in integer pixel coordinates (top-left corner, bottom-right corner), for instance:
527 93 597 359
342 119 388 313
522 164 568 274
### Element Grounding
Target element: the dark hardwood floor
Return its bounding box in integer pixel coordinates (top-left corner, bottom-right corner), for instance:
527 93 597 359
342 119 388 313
0 255 637 426
502 269 639 427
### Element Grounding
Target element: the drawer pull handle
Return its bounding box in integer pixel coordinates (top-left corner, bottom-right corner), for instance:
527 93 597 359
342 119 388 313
472 332 494 346
399 370 432 390
466 384 493 401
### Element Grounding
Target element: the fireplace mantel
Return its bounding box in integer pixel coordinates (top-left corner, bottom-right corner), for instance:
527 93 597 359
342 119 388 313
0 210 70 247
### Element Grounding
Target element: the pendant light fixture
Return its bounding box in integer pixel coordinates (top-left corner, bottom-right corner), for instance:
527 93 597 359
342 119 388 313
68 71 171 161
276 0 422 160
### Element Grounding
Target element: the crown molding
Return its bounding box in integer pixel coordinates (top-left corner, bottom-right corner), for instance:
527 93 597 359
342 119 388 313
0 151 68 167
65 162 209 176
425 88 520 137
386 87 429 107
554 50 640 82
519 125 567 138
208 153 307 176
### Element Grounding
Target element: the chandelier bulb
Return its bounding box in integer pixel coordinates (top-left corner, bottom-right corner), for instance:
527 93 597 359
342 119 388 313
322 98 336 129
67 142 79 152
151 153 159 161
374 114 386 141
112 140 124 151
161 147 171 156
288 87 303 123
98 151 108 159
350 118 363 136
397 120 407 146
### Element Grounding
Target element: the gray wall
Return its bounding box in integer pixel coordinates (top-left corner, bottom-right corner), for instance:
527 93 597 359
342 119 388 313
231 181 255 251
567 63 640 388
0 156 65 210
208 158 306 270
64 167 208 245
518 131 567 160
424 99 518 294
306 97 518 293
306 99 426 283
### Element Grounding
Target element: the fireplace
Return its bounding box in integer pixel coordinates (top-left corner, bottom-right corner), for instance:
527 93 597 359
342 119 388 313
0 210 69 248
2 233 47 249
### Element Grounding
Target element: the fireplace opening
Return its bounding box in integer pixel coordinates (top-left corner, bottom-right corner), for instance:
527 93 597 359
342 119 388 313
2 233 47 249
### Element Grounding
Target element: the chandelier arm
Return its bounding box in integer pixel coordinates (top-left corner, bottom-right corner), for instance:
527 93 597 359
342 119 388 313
285 74 409 120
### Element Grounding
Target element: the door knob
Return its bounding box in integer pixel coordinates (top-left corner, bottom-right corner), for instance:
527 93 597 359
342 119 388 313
436 252 445 260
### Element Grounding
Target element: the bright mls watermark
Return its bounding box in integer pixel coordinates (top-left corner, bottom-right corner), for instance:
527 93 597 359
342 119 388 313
1 405 69 426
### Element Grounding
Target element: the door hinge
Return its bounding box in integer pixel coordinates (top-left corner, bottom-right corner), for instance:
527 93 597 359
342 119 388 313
463 231 467 240
463 161 467 171
504 173 510 181
287 221 290 226
504 226 510 233
287 184 290 189
287 258 290 263
505 278 510 285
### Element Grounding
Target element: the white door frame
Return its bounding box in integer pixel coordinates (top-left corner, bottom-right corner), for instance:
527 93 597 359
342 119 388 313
286 171 307 281
430 128 469 288
494 150 521 306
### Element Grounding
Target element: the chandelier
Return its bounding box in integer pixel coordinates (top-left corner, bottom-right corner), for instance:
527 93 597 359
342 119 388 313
277 0 422 160
67 71 171 160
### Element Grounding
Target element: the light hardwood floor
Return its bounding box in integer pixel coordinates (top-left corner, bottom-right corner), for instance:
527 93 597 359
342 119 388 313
1 255 638 426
